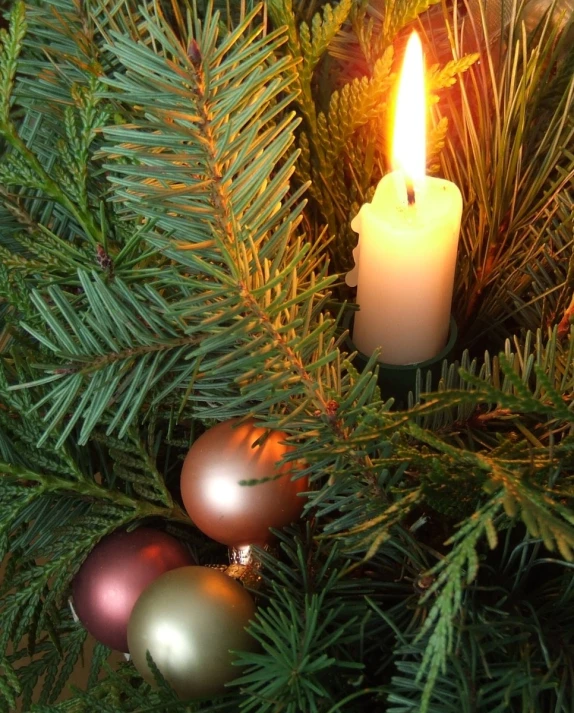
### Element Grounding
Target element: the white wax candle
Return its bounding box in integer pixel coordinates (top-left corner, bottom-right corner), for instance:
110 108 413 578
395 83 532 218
346 31 463 366
349 173 462 365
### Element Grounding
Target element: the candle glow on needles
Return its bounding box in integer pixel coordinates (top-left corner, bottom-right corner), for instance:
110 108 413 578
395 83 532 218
392 32 426 205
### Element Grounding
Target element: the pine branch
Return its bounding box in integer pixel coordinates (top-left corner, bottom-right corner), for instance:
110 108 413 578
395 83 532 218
412 495 504 710
233 525 378 713
441 5 574 336
0 0 171 291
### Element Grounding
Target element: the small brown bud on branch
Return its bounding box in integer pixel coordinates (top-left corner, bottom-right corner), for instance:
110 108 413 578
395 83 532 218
187 39 202 68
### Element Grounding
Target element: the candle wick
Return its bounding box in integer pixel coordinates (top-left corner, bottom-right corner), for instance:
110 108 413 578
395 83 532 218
406 180 416 206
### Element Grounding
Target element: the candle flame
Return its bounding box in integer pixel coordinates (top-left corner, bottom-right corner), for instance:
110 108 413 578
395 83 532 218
392 32 426 187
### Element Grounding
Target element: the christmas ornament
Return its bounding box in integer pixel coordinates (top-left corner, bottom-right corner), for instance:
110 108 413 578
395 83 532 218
180 418 307 547
127 566 256 698
72 528 192 652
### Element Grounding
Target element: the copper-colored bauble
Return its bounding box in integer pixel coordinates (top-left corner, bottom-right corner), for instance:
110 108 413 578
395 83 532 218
180 418 307 547
72 528 192 651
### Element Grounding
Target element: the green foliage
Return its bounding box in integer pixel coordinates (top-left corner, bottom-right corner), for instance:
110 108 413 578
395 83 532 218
234 527 374 713
0 0 572 712
299 0 353 71
0 2 26 123
386 527 574 712
441 3 574 339
16 274 202 446
414 496 504 708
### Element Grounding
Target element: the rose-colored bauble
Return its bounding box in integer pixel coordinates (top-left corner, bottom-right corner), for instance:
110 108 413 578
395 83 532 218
180 418 307 547
72 528 192 652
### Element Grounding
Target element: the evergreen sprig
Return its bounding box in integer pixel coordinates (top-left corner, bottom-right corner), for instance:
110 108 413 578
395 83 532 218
441 2 574 338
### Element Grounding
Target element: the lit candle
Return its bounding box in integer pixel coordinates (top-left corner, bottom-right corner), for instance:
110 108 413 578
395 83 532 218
346 32 462 365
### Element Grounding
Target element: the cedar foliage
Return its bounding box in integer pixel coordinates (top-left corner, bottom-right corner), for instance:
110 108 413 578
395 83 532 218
0 0 573 711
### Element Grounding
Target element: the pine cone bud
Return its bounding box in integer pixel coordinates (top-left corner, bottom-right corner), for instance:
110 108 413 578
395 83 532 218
188 39 202 68
96 244 113 274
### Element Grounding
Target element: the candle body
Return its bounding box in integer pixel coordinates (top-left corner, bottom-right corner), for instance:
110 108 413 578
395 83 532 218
351 171 462 365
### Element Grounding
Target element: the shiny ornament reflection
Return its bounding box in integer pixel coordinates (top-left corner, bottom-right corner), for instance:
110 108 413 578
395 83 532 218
72 528 192 651
127 566 256 698
181 418 308 547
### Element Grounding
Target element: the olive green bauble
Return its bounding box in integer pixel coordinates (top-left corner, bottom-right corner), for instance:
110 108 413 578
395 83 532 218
127 566 256 698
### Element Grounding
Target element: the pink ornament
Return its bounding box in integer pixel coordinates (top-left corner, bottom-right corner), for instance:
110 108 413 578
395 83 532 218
72 528 192 651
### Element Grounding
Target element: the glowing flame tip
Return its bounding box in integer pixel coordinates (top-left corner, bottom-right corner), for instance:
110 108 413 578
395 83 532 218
392 32 426 187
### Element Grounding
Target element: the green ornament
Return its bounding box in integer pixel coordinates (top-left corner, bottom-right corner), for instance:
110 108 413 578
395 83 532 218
127 566 256 698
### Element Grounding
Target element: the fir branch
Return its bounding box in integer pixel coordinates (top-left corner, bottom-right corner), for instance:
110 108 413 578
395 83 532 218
0 1 26 124
11 274 201 446
413 495 504 712
441 5 574 336
233 526 377 713
299 0 353 72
